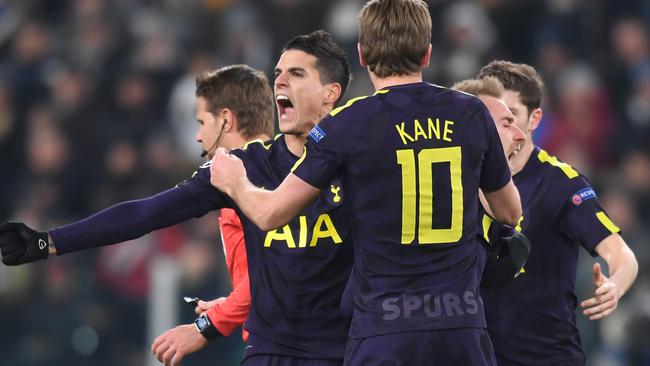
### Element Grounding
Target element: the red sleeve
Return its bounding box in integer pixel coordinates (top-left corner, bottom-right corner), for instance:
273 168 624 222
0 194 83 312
206 209 251 340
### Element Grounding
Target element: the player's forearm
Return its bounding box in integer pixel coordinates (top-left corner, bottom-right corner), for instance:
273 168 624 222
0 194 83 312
229 181 296 231
49 187 208 254
604 243 638 298
484 180 522 226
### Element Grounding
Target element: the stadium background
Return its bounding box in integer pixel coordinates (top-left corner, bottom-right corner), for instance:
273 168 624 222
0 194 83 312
0 0 649 365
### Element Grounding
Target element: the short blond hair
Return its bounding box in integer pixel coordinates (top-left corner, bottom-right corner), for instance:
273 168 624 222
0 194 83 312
452 76 504 99
358 0 432 78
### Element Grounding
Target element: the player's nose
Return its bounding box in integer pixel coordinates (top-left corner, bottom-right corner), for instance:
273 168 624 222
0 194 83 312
513 125 526 143
274 72 288 88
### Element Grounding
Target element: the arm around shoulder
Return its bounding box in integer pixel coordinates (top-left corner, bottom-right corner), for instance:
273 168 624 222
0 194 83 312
210 148 320 231
483 179 522 226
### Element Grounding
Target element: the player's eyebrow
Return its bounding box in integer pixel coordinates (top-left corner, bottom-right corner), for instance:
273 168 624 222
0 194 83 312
275 66 306 76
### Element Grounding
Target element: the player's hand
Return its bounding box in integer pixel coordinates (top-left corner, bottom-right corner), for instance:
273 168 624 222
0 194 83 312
195 297 226 315
580 263 619 320
210 148 246 197
0 222 49 265
481 231 531 289
151 324 208 366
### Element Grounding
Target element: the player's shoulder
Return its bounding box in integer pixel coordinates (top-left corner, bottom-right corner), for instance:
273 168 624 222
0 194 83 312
533 148 584 182
327 90 390 120
426 82 485 111
232 135 281 160
242 134 278 152
532 148 594 201
435 83 483 103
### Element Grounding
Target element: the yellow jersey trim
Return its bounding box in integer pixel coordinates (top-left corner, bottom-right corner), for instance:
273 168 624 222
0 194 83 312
482 214 493 244
290 146 307 173
515 215 524 232
329 89 390 117
596 211 620 234
536 149 579 178
243 139 272 150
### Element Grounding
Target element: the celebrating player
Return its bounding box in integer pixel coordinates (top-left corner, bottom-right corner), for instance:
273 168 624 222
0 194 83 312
477 60 638 365
0 30 356 366
210 1 521 364
451 77 531 288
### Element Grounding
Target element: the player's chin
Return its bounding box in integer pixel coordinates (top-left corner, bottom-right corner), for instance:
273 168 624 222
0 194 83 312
278 120 297 134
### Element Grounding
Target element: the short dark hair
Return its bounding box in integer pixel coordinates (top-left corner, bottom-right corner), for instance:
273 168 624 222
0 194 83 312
477 61 544 114
283 30 351 104
196 64 274 138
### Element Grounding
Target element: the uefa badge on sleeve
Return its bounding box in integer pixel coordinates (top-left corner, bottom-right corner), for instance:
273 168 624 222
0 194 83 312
309 125 327 143
571 187 596 206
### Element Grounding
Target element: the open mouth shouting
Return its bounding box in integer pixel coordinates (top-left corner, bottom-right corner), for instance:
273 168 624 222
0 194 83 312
276 94 295 121
508 143 522 161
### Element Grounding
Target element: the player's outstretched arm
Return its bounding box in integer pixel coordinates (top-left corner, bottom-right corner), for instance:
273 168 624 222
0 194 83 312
210 148 320 231
0 222 50 265
483 179 522 226
581 234 638 320
0 186 215 265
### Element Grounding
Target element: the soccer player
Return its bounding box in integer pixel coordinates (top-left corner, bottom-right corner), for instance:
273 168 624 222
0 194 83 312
477 60 638 365
0 30 355 366
451 77 531 288
451 77 525 170
210 1 522 364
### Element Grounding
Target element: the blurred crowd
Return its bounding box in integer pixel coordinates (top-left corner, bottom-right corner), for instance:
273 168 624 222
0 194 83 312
0 0 649 365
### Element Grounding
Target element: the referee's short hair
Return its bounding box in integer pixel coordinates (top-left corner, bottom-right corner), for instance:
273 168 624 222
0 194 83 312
196 64 274 139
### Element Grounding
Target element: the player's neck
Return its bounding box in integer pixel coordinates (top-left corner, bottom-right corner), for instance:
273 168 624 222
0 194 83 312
227 133 271 150
511 141 535 175
285 134 307 157
369 70 423 91
247 133 272 144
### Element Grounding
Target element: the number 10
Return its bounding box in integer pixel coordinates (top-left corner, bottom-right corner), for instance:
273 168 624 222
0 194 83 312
396 147 463 244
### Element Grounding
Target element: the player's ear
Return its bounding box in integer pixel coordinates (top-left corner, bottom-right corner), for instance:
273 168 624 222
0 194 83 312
324 83 342 106
357 43 367 67
528 107 543 132
420 44 432 68
219 108 236 132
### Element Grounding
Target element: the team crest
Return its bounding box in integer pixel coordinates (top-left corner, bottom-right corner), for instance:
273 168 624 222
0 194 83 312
330 184 342 204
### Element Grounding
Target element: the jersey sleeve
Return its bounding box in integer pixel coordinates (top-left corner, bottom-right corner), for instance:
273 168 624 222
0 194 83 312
477 104 512 193
291 112 355 190
178 163 235 209
207 209 251 339
551 176 620 256
49 168 230 255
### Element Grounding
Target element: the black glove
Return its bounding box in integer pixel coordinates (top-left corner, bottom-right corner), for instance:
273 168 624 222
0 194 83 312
481 231 531 289
0 222 50 265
